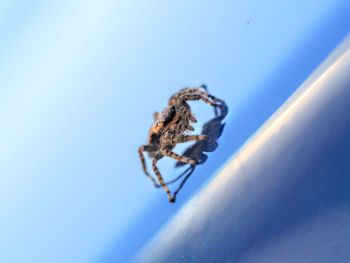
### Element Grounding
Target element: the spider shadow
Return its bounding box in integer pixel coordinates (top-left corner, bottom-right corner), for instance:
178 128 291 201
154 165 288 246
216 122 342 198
166 102 228 202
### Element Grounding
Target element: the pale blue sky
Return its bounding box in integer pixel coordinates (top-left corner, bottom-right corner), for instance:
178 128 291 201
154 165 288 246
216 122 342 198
0 0 348 262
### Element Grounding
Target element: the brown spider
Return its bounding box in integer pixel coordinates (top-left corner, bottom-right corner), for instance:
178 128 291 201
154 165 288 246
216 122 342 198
138 85 225 203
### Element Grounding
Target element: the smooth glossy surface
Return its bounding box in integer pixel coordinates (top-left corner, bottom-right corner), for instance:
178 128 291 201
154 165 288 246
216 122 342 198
134 38 350 263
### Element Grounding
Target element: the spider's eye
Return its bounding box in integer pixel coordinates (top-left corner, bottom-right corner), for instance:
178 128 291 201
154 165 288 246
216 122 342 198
163 106 176 125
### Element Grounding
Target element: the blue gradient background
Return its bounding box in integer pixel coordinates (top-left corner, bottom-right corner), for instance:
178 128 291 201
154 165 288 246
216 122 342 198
0 1 349 262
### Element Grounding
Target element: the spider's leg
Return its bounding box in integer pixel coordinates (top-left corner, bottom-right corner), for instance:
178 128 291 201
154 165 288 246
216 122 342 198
168 87 191 105
174 134 208 143
196 88 228 118
181 93 225 110
186 125 195 131
161 147 199 165
200 90 225 105
152 158 174 203
200 84 208 91
177 86 226 109
183 85 223 115
189 114 197 123
186 85 224 104
168 86 207 106
199 85 221 115
198 89 227 117
181 104 196 123
138 145 160 188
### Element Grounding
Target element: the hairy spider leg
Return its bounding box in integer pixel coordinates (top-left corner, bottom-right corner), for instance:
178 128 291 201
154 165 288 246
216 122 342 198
180 93 225 110
187 85 224 104
189 114 197 123
162 134 207 145
152 158 174 203
173 86 226 109
138 145 161 188
173 103 196 132
198 86 226 115
161 147 198 165
197 88 225 104
168 92 198 124
168 87 206 105
173 134 208 143
186 125 195 131
200 84 219 116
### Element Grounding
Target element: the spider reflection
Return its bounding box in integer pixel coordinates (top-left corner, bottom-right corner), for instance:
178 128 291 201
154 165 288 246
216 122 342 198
166 99 228 202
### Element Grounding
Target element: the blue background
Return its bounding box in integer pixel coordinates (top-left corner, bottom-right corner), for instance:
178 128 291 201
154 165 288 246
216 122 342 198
0 1 349 262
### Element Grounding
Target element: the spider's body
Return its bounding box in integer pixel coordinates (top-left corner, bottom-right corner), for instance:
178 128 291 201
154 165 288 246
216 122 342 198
149 99 194 154
138 86 225 203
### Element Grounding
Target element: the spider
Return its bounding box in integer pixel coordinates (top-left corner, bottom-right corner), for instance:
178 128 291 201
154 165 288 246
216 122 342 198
138 85 225 203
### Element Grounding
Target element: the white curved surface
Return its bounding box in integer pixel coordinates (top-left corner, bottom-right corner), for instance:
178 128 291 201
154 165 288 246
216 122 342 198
133 37 350 262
